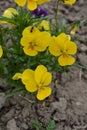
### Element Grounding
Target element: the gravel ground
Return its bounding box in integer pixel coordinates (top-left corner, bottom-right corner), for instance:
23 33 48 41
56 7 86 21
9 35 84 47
0 0 87 130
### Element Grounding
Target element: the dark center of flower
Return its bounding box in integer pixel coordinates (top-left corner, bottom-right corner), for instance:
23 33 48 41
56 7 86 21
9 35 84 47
60 49 68 56
28 41 37 50
37 82 45 90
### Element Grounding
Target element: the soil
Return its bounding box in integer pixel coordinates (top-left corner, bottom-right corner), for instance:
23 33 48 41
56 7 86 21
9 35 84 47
0 0 87 130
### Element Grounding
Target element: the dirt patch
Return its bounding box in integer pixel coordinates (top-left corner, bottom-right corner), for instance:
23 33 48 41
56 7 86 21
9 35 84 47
0 0 87 130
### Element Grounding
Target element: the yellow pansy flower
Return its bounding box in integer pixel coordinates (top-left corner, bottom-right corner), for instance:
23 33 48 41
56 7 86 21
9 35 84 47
20 26 50 56
0 8 18 24
60 0 76 5
14 0 50 11
13 65 52 100
70 25 79 35
3 8 18 18
0 45 3 57
49 33 77 66
38 20 50 31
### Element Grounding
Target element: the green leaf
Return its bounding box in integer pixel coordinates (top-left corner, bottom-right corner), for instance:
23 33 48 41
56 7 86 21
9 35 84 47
30 119 41 130
46 120 56 130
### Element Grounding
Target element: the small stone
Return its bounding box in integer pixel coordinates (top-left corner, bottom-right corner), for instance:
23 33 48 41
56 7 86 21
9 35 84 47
61 66 80 83
61 72 69 84
79 44 87 52
50 98 67 112
53 111 66 121
79 0 84 5
76 102 82 106
1 108 15 122
78 53 87 67
0 93 5 109
74 5 80 12
7 119 20 130
22 106 29 118
21 123 28 129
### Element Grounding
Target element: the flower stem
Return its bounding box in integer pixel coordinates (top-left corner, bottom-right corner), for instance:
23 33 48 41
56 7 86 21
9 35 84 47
55 0 59 32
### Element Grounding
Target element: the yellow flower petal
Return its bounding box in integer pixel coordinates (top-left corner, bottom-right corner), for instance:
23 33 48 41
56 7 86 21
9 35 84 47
22 26 40 36
58 54 75 66
22 69 34 84
14 0 26 6
34 32 50 52
57 33 70 40
49 33 70 56
56 33 70 50
25 83 37 92
21 27 50 56
37 87 52 100
12 73 22 80
65 41 77 55
23 45 38 56
22 69 37 92
14 0 50 9
49 36 62 56
37 0 50 4
3 8 18 18
22 26 31 36
35 65 47 84
20 36 34 46
38 20 50 31
27 0 37 10
0 46 3 57
21 27 40 48
0 8 18 25
61 0 76 5
70 26 79 35
40 72 52 86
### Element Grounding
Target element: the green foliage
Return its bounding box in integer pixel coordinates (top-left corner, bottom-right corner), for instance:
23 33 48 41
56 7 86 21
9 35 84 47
30 119 56 130
46 120 56 130
30 119 41 130
0 7 62 90
0 0 82 100
0 8 50 85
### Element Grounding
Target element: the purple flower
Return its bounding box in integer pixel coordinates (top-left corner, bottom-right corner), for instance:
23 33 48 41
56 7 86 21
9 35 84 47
32 8 48 17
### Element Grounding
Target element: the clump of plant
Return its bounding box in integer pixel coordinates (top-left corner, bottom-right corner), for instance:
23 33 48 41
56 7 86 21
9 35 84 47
30 118 56 130
0 0 78 100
